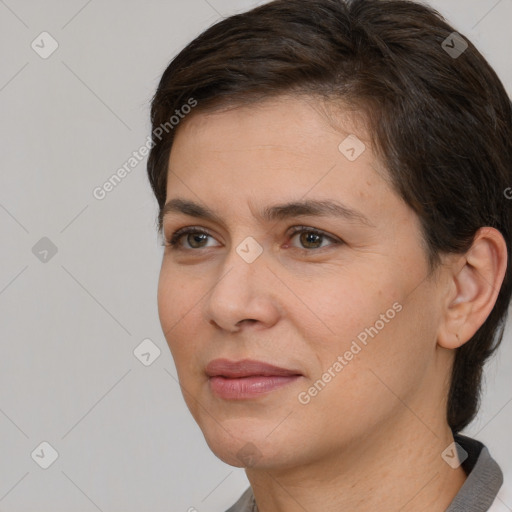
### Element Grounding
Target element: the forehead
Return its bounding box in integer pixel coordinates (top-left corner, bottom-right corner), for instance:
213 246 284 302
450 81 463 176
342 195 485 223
165 95 399 228
171 94 370 155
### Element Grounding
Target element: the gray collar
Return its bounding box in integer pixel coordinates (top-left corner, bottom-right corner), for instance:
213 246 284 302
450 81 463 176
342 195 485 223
446 433 503 511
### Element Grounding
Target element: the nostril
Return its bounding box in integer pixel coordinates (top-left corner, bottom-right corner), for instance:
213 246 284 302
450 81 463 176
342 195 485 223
236 319 258 326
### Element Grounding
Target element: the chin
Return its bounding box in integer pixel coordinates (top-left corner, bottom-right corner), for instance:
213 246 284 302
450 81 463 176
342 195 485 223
202 425 302 471
199 424 265 466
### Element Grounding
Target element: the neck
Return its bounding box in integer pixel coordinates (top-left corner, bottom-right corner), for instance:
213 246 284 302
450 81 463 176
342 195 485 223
246 413 467 512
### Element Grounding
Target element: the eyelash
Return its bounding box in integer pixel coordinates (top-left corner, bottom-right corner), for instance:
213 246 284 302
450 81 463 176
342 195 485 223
163 226 341 252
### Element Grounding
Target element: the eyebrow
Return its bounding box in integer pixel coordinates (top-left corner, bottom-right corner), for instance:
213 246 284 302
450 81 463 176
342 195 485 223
160 197 374 228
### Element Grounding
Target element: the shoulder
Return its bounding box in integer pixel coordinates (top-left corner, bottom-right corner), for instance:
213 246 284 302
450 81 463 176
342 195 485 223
225 486 254 512
488 472 512 511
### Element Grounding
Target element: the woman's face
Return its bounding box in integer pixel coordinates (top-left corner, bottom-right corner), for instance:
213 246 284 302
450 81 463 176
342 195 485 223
158 95 447 469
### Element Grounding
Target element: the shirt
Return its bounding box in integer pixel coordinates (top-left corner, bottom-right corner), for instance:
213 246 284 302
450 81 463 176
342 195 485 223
225 434 504 512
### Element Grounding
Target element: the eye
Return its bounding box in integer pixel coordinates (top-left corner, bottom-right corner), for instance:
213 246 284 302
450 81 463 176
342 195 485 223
163 226 220 250
163 225 342 251
288 226 341 250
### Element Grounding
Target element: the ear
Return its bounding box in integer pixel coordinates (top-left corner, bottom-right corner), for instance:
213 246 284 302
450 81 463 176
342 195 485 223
437 227 508 349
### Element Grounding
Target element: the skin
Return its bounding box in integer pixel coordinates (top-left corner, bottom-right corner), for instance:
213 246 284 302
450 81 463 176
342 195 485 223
157 95 507 512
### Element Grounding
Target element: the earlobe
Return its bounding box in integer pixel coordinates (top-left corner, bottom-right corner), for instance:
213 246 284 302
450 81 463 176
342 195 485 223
438 286 471 349
437 227 508 350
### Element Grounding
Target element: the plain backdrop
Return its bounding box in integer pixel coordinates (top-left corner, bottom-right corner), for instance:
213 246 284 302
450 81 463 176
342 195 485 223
0 1 511 511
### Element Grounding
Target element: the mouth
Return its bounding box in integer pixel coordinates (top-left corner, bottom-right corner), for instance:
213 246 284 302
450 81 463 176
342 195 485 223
205 358 303 400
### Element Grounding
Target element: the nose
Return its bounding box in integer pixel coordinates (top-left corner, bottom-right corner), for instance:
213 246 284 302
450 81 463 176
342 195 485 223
203 244 281 333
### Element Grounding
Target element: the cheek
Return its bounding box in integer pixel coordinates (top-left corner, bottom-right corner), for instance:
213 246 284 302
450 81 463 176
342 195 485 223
294 303 429 444
288 267 397 352
293 268 431 401
330 285 438 415
157 263 200 358
157 270 178 335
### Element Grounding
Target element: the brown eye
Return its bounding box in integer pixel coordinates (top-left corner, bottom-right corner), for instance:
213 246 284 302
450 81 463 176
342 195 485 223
298 231 323 249
185 232 210 249
165 227 220 250
289 227 341 250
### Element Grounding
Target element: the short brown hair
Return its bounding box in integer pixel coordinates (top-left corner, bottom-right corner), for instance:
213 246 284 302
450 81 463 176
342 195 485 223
147 0 512 433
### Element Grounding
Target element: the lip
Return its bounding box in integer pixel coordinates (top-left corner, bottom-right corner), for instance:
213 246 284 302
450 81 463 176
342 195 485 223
205 358 302 378
206 359 303 400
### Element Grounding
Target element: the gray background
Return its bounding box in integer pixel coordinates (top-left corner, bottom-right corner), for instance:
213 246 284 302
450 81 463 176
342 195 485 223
0 0 511 511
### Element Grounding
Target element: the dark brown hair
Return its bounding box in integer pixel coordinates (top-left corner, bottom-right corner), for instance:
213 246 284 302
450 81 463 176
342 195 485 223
147 0 512 433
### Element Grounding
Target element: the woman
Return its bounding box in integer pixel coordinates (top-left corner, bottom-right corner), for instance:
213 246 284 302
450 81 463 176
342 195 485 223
146 0 512 510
